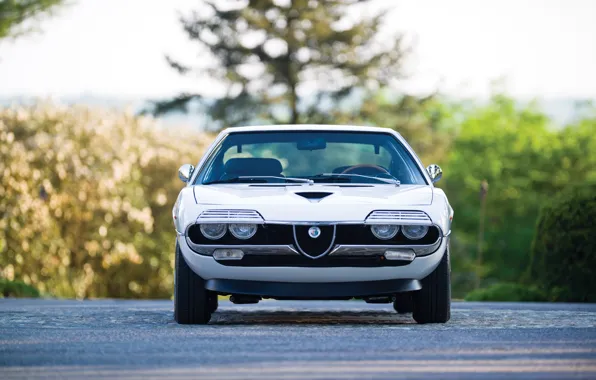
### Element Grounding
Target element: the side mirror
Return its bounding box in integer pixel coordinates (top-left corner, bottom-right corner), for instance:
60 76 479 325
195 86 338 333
178 164 194 183
426 164 443 183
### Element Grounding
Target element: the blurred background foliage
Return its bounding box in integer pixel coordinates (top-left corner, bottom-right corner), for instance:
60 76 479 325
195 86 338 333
2 97 595 300
441 95 596 298
0 104 211 298
151 0 407 128
0 0 65 41
1 0 595 301
529 182 596 302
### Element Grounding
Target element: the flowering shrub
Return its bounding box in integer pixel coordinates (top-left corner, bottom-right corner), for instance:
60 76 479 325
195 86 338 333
0 103 211 298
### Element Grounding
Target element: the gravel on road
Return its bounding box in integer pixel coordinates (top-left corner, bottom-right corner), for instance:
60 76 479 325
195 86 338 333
1 299 595 379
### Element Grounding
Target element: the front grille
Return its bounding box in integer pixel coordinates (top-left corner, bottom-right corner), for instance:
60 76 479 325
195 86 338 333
187 224 293 245
216 255 411 267
335 225 440 245
293 225 336 258
187 222 440 254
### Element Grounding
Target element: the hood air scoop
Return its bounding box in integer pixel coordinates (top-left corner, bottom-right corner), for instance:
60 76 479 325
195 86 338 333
294 192 334 203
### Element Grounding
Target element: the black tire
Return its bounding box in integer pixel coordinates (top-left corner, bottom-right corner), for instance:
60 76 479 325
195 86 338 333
412 247 451 324
393 292 413 314
174 243 212 324
208 294 219 314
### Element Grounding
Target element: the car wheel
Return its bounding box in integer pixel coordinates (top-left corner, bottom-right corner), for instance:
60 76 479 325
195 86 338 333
412 246 451 324
209 294 218 314
393 293 413 314
174 243 212 324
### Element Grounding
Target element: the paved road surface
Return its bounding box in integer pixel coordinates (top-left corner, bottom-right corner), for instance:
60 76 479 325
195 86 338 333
1 299 595 379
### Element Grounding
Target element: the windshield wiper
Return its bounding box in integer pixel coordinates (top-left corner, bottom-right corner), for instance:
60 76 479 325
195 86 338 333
314 173 400 186
203 176 313 185
239 176 314 184
202 177 263 185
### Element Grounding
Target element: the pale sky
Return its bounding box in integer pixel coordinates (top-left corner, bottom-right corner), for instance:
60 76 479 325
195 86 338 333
0 0 595 99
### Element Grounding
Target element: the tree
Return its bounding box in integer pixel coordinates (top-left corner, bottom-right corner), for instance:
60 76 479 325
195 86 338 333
0 0 64 40
442 95 555 292
156 0 407 128
356 91 455 164
442 94 596 295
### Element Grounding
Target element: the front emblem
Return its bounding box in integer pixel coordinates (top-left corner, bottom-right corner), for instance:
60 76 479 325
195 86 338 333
308 226 321 239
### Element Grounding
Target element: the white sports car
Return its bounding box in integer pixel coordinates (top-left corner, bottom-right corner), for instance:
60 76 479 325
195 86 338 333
173 125 453 324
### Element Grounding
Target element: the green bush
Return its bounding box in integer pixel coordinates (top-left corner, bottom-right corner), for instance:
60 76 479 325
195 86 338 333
529 183 596 302
0 104 211 299
464 282 547 302
0 278 40 298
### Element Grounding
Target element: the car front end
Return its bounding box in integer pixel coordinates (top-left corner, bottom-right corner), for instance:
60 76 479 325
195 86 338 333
173 125 453 324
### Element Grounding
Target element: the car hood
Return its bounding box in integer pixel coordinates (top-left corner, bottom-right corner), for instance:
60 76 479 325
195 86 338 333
193 184 433 206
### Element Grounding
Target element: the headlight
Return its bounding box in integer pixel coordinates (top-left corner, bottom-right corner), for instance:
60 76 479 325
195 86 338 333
229 224 258 240
199 224 227 240
402 225 429 240
371 225 399 240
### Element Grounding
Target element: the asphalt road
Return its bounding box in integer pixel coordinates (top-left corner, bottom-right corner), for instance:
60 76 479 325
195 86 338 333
1 299 595 379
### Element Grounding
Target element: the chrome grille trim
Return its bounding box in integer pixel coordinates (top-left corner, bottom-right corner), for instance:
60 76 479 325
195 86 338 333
365 210 432 225
186 242 299 256
329 240 441 257
292 225 337 260
186 240 441 257
197 209 264 224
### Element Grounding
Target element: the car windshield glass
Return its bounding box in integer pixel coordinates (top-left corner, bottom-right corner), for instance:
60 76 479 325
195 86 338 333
197 131 427 185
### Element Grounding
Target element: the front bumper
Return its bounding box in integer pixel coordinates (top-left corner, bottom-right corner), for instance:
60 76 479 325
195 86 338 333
205 278 421 298
178 235 447 283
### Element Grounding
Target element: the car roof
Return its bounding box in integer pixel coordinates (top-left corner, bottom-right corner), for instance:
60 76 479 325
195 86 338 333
221 124 400 135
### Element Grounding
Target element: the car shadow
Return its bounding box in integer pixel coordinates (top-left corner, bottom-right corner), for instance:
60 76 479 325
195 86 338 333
207 309 416 325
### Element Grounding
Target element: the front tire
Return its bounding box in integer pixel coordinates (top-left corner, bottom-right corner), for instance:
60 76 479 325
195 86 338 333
174 243 212 324
393 293 413 314
208 294 218 314
412 247 451 324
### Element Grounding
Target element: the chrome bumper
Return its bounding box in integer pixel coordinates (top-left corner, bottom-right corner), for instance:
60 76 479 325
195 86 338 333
185 239 442 257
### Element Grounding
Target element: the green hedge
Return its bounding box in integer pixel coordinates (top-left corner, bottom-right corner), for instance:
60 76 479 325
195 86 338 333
464 282 547 302
529 183 596 302
0 278 40 298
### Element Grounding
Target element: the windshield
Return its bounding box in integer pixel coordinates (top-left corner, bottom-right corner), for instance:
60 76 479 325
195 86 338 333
196 131 427 185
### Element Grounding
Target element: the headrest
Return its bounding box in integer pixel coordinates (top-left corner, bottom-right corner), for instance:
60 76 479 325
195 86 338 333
224 158 283 176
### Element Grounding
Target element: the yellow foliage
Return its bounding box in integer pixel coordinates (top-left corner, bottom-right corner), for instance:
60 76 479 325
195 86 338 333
0 103 212 298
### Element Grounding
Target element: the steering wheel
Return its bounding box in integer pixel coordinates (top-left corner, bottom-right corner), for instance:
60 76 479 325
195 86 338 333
341 164 390 176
